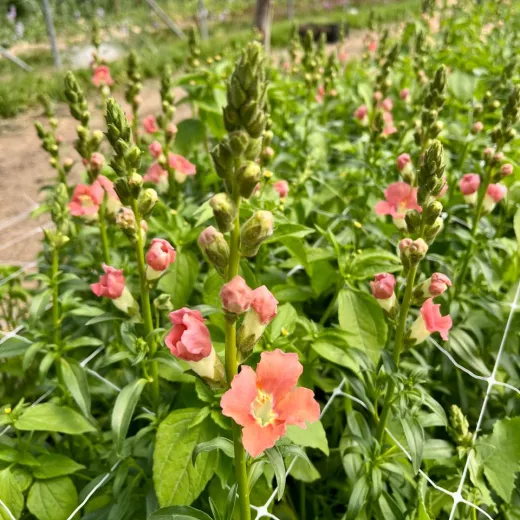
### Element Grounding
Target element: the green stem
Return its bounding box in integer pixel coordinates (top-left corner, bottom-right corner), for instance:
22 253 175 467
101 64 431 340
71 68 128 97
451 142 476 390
98 198 111 265
375 264 418 444
51 247 60 346
131 200 159 408
224 194 251 520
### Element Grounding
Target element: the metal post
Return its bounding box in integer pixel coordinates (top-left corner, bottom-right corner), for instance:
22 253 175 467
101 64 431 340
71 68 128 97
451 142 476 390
264 1 274 56
198 0 208 40
287 0 294 20
143 0 186 40
0 46 32 72
41 0 61 69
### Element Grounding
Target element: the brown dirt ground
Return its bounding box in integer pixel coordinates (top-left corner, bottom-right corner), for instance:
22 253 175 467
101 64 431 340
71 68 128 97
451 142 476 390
0 29 368 266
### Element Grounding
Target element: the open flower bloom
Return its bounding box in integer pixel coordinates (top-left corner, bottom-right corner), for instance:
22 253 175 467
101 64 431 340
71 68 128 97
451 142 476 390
168 153 196 183
354 104 368 123
68 182 104 220
146 238 176 280
368 39 378 53
97 175 121 215
315 85 325 104
408 298 452 344
143 115 159 134
91 264 139 315
144 162 169 193
483 183 507 213
381 98 393 112
459 173 481 205
375 182 421 229
149 140 163 159
370 273 397 314
238 286 278 356
273 180 289 198
165 308 223 381
221 350 320 457
92 65 114 87
400 88 410 101
414 272 452 302
220 276 253 315
382 111 397 136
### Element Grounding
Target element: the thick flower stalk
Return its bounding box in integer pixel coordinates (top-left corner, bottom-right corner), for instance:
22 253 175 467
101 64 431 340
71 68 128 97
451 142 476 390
125 51 143 147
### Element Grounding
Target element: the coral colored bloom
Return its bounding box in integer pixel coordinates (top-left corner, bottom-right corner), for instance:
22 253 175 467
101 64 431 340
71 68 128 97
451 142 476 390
149 140 163 159
146 238 176 279
221 350 320 457
375 182 421 229
409 298 452 343
220 276 254 314
91 264 125 299
339 50 348 63
68 182 104 219
483 183 507 213
397 153 411 171
500 163 513 177
370 273 397 314
368 40 378 52
92 65 114 87
168 153 196 183
90 152 105 171
273 180 289 198
251 286 278 324
429 273 452 296
97 175 121 214
143 115 159 134
381 98 393 112
165 308 212 362
316 85 326 104
400 88 410 101
472 121 483 134
459 174 480 205
144 162 168 192
354 104 368 121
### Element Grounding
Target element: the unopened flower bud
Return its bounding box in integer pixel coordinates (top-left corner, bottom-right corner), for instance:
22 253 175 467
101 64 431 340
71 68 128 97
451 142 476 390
236 161 262 198
424 217 443 244
449 405 473 447
116 207 138 240
113 178 131 204
370 273 397 316
154 293 174 312
210 193 237 233
500 163 513 177
405 209 421 233
471 121 483 134
128 173 143 198
90 152 105 172
138 188 158 217
198 226 230 277
240 211 274 257
425 201 443 225
229 130 250 156
220 275 253 315
408 238 428 265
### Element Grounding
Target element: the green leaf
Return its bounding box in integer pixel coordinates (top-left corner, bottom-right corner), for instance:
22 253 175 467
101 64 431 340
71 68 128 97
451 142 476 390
337 289 387 364
15 404 96 435
349 249 402 279
269 303 298 341
173 119 206 156
85 313 123 326
288 456 320 483
193 437 234 464
153 408 218 507
286 421 329 455
448 69 477 101
265 447 286 500
514 209 520 248
32 454 85 480
59 359 91 416
0 336 32 359
65 336 104 349
417 499 432 520
150 506 213 520
0 468 23 520
111 378 148 453
346 474 368 520
159 251 200 310
264 223 314 244
30 290 51 320
400 416 424 474
311 338 358 372
68 305 104 317
476 416 520 501
27 477 78 520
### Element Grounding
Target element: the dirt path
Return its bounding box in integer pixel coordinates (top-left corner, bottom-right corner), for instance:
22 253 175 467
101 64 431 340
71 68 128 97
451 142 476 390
0 29 368 265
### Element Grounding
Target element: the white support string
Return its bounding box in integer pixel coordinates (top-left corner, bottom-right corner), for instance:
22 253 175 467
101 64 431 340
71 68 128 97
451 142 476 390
0 204 40 233
0 261 40 287
0 223 52 253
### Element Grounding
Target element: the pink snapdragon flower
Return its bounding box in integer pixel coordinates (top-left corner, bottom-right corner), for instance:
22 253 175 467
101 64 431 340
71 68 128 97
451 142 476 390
92 65 114 87
91 264 138 315
381 98 393 112
500 163 513 177
143 115 159 134
409 298 452 343
370 273 397 314
375 182 422 229
339 50 348 63
145 238 176 280
273 180 289 198
472 121 483 134
220 276 254 314
221 349 320 457
149 140 163 159
414 273 452 302
459 174 480 205
400 88 410 101
382 111 397 136
354 105 368 123
397 153 411 172
368 40 378 53
144 162 169 193
68 182 104 220
165 308 223 381
483 183 507 213
315 85 325 104
168 153 196 183
90 152 105 172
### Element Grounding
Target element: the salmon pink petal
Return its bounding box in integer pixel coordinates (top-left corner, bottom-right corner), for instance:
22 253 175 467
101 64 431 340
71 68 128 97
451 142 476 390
165 324 185 353
385 182 412 205
242 422 286 458
374 200 396 217
276 387 321 428
221 366 258 427
169 307 204 325
90 282 104 297
256 349 302 401
177 314 212 361
420 298 452 340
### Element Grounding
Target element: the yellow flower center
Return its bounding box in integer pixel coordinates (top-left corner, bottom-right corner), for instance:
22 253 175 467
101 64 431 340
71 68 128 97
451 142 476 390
79 195 94 207
251 389 277 427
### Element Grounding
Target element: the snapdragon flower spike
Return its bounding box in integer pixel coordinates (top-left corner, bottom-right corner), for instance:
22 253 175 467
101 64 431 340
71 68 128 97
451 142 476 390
413 272 451 303
238 286 278 357
91 264 139 315
68 182 104 220
221 349 320 457
144 163 169 193
408 298 452 345
145 238 176 280
375 182 422 230
165 308 224 382
459 174 480 205
220 276 254 315
168 153 197 183
483 183 507 213
370 273 397 315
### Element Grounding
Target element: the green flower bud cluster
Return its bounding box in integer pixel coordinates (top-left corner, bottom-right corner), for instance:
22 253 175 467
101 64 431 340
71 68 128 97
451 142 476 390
289 24 301 67
187 27 201 70
317 33 327 67
414 65 446 147
125 51 142 111
323 53 339 96
34 121 60 161
412 30 427 82
491 85 520 148
448 405 473 448
374 43 399 97
408 140 446 244
302 30 319 87
158 66 176 136
375 28 390 62
50 183 69 235
37 93 56 119
92 18 101 50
